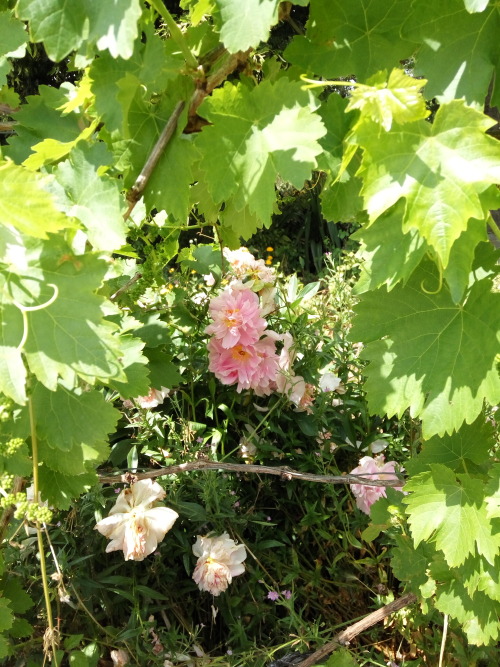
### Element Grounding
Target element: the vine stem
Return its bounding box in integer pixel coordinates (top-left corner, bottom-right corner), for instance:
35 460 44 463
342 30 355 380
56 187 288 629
297 592 418 667
488 218 500 242
28 396 59 666
98 460 405 488
148 0 199 69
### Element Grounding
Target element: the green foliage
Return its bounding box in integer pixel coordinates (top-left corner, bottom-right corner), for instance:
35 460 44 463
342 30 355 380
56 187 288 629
0 0 499 661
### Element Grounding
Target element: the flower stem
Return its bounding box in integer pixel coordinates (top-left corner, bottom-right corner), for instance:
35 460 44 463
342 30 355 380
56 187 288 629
29 396 59 666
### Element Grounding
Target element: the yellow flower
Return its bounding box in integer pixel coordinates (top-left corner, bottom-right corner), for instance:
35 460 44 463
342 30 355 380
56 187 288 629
265 257 273 265
266 246 274 252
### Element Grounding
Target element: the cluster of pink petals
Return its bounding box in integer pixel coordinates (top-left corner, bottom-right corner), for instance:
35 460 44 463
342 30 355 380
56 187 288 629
205 283 267 348
223 247 275 287
208 335 279 394
349 455 404 515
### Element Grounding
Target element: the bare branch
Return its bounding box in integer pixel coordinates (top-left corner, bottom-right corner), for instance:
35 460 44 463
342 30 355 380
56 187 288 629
98 459 405 488
297 593 418 667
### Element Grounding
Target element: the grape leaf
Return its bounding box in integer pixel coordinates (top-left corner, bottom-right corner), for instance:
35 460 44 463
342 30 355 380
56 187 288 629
350 261 500 437
402 0 500 105
484 465 500 520
0 598 13 632
464 0 491 10
435 579 499 645
353 202 427 294
461 554 500 602
38 467 97 510
0 578 33 614
16 0 142 62
406 416 496 476
0 160 74 238
39 438 109 476
196 78 326 224
403 464 499 567
4 85 85 165
3 234 128 390
54 145 127 252
352 101 500 268
32 382 119 452
346 68 429 131
106 335 150 399
214 0 280 53
390 534 431 591
0 302 26 405
0 10 27 87
284 0 413 80
89 26 183 134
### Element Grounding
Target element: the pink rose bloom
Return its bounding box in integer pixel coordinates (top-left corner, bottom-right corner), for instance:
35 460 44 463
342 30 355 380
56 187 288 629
208 336 279 394
350 455 404 515
135 386 170 409
192 532 247 596
223 247 275 287
205 284 266 348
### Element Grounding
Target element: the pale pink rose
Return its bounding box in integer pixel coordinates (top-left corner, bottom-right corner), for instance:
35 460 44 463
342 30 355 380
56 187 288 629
223 247 275 287
205 284 266 348
135 386 170 409
203 272 215 286
95 479 178 561
208 335 279 394
192 532 247 596
319 372 345 394
349 455 404 515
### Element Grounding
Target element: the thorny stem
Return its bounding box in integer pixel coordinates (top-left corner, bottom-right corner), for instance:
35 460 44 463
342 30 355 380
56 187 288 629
98 460 405 488
29 396 59 666
148 0 199 70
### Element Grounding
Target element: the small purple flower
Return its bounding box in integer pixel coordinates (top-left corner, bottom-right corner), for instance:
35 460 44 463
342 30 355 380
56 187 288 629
233 501 240 508
266 516 272 521
114 488 121 493
267 591 279 601
196 437 203 443
281 590 292 599
226 649 233 655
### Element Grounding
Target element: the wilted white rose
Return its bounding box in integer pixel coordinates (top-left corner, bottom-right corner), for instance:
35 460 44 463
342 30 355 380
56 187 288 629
136 386 170 409
192 532 247 596
110 649 130 666
319 372 345 394
95 479 178 561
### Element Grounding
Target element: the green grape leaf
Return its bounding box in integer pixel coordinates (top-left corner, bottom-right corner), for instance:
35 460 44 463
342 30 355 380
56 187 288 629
8 618 33 639
3 234 127 390
353 202 427 294
462 554 500 602
39 438 109 476
403 464 499 567
134 313 170 348
143 348 183 390
284 0 413 80
464 0 490 10
352 101 500 268
484 465 500 520
106 335 150 399
441 220 490 303
0 308 26 405
219 199 261 240
214 0 280 52
322 648 358 667
196 78 326 224
0 160 74 238
32 383 119 452
0 10 27 87
89 27 183 134
54 145 127 252
0 597 13 632
350 261 500 438
346 68 429 131
124 86 196 221
402 0 500 105
38 467 97 510
4 84 85 165
16 0 142 61
435 579 499 645
0 578 33 615
390 534 431 590
0 438 31 477
406 416 496 476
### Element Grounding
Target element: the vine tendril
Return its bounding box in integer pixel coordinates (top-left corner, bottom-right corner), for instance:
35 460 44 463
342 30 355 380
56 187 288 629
13 283 59 351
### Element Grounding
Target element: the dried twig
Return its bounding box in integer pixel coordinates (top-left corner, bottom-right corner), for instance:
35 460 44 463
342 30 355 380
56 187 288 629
124 100 186 216
109 271 143 301
297 593 418 667
98 459 405 487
